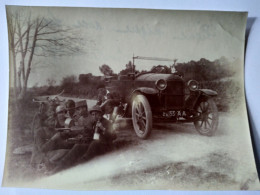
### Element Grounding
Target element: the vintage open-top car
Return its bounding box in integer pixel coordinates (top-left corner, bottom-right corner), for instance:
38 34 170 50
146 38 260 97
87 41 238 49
102 56 219 139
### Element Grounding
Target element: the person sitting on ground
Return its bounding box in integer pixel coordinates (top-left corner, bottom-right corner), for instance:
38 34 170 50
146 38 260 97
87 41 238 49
80 105 117 162
49 105 117 174
65 99 79 123
76 100 91 127
30 105 75 170
42 105 77 150
48 100 94 173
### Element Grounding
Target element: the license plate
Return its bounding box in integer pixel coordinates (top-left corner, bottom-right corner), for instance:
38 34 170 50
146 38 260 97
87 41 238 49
163 111 186 117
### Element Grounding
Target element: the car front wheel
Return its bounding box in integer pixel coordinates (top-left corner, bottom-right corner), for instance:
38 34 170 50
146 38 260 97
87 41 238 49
194 98 219 136
132 94 152 139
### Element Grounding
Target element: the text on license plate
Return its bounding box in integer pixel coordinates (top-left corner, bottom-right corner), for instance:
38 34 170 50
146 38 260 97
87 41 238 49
163 111 186 117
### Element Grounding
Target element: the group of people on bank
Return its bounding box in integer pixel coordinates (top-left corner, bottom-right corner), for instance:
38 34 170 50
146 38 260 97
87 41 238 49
30 98 117 174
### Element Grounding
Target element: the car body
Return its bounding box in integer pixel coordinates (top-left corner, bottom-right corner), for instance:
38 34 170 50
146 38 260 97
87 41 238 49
102 57 219 139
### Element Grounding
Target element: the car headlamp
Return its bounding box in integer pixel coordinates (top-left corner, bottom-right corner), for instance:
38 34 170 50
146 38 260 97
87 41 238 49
155 79 167 90
187 80 199 91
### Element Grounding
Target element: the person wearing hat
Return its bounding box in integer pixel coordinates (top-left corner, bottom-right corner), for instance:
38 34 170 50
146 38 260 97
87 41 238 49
36 101 94 172
55 105 67 127
79 105 117 162
49 105 117 174
46 101 93 173
65 99 77 120
75 100 90 127
30 104 75 170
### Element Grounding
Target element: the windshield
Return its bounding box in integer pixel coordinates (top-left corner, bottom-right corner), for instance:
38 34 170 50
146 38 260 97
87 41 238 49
133 56 177 74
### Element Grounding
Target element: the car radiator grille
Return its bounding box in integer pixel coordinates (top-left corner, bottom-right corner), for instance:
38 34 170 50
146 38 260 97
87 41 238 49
163 81 185 109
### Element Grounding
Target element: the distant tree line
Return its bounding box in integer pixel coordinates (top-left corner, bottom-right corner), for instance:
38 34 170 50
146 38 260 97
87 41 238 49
32 57 237 111
175 58 234 82
97 57 234 82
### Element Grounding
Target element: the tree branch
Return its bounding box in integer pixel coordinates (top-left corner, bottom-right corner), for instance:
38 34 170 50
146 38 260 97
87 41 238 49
37 30 67 36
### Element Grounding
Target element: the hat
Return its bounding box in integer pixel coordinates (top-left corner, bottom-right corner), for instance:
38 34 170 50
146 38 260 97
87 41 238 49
89 105 102 114
66 99 75 110
75 100 87 108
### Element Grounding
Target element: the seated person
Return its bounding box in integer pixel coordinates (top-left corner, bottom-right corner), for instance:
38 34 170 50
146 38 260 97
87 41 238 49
80 105 117 162
48 101 93 173
30 105 75 169
76 100 90 127
49 105 117 173
65 99 78 123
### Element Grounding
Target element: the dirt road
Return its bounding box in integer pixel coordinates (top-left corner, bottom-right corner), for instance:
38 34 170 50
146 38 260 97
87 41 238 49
23 109 259 190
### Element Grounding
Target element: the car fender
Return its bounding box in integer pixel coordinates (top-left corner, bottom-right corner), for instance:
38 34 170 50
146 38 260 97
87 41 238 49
186 89 217 110
199 89 218 97
131 87 159 97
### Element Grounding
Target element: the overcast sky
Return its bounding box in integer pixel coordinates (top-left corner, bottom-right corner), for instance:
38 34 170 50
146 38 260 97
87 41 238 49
8 6 247 87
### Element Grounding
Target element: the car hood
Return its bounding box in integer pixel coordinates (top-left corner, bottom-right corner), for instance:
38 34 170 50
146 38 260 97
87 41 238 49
135 73 183 81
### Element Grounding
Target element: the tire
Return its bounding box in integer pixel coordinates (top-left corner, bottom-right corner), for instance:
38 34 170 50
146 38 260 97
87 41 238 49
132 94 152 139
194 98 219 136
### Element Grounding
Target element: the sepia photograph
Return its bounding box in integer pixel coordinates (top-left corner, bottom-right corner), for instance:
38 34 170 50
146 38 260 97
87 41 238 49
2 6 259 190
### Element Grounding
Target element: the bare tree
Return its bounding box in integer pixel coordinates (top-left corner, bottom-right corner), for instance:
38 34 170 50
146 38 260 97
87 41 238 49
7 11 22 100
6 8 85 100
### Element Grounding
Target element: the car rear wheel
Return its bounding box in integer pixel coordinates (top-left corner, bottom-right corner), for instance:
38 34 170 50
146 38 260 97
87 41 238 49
132 94 152 139
194 98 218 136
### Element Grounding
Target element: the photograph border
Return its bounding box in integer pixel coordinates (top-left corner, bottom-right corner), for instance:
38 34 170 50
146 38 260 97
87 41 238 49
1 0 260 194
